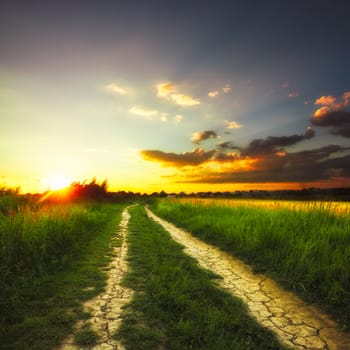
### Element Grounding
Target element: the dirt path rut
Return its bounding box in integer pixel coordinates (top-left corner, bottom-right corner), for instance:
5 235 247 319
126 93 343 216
146 207 350 350
58 206 133 350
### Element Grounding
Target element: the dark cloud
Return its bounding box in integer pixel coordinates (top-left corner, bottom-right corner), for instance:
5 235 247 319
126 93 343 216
331 126 350 138
176 146 350 184
239 127 315 156
140 148 216 167
217 141 237 149
141 143 350 184
141 126 349 186
310 110 350 127
191 130 217 144
310 110 350 138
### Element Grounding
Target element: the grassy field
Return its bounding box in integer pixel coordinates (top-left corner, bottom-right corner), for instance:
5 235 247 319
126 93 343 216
0 194 125 350
115 205 286 350
151 198 350 330
175 197 350 215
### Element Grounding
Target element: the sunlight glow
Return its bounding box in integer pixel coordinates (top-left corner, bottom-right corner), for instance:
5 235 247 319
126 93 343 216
43 176 72 191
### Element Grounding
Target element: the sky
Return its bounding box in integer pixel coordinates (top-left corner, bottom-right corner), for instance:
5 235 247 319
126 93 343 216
1 0 350 193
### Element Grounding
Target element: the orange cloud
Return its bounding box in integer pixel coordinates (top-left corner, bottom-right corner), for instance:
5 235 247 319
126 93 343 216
313 92 350 113
311 91 350 137
275 151 286 157
156 82 175 97
343 91 350 106
314 106 330 118
315 95 336 106
156 81 200 107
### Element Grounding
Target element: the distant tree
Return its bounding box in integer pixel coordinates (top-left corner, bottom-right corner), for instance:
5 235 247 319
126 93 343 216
69 178 109 201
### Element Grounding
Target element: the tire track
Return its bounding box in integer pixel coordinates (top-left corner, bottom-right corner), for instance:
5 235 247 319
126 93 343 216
58 206 133 350
146 207 350 350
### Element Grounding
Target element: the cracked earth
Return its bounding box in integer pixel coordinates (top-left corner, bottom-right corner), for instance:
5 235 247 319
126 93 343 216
146 207 350 350
58 206 133 350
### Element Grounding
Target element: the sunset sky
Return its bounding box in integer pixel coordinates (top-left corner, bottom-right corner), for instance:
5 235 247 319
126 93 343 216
1 0 350 193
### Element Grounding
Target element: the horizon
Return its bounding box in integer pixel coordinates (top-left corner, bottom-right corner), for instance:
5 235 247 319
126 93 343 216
1 1 350 193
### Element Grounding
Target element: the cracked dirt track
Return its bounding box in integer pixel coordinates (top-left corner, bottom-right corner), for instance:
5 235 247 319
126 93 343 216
146 207 350 350
58 206 133 350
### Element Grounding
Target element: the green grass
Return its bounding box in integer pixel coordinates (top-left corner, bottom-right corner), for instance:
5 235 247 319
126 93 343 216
0 198 126 350
74 323 99 346
115 205 286 350
151 199 350 330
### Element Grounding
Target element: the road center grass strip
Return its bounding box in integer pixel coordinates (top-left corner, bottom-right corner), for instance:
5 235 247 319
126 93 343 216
150 199 350 330
115 205 286 350
0 200 126 350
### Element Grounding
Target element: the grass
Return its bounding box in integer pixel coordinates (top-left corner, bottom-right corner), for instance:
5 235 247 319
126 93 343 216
115 205 286 350
151 198 350 330
0 195 126 350
74 323 99 346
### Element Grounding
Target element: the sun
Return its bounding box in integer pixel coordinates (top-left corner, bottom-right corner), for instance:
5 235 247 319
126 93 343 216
44 175 72 191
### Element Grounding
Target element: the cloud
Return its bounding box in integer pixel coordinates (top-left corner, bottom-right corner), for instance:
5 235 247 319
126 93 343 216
288 92 299 98
225 120 242 129
141 120 349 186
141 141 350 184
239 127 315 156
217 141 236 149
129 106 159 117
170 93 200 107
191 130 217 144
315 95 336 106
311 110 350 127
174 114 183 123
222 84 232 94
311 91 350 138
104 83 128 95
313 92 350 113
149 145 350 184
281 81 289 89
156 82 176 98
160 113 168 122
140 148 216 167
343 91 350 103
156 81 200 107
208 90 219 98
331 126 350 138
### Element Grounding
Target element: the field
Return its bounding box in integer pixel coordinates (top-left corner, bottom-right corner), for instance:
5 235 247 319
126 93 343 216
0 194 126 349
173 197 350 215
2 191 350 349
150 198 350 330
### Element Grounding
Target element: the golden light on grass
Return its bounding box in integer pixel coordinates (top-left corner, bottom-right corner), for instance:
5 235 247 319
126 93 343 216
175 197 350 216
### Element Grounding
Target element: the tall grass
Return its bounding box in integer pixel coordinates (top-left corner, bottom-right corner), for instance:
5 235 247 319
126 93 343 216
151 199 350 330
0 195 125 349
